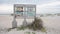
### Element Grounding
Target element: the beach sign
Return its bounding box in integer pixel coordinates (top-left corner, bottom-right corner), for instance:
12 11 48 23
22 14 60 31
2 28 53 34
14 4 36 18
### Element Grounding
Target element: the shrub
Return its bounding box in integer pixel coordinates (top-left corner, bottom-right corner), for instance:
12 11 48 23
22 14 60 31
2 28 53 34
27 17 43 31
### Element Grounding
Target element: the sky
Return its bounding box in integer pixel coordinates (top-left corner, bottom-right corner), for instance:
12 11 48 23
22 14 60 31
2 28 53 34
0 0 60 14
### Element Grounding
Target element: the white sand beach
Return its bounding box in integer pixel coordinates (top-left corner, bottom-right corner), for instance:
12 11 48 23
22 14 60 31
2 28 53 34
0 15 60 34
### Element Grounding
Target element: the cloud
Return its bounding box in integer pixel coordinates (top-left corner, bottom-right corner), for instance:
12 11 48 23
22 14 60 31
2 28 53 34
0 0 59 4
0 1 60 14
37 1 60 14
0 4 13 14
37 1 60 8
0 0 39 4
0 4 13 11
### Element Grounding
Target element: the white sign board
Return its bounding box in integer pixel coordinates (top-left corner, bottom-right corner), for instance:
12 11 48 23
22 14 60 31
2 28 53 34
14 4 36 19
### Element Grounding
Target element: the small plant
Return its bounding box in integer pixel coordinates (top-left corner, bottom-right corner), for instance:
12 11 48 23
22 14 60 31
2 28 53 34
7 27 16 32
32 32 35 34
7 28 12 32
25 32 36 34
40 27 46 32
17 25 27 30
25 32 30 34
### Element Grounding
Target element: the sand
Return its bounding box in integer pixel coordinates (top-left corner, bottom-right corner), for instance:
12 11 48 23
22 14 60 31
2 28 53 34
0 15 60 34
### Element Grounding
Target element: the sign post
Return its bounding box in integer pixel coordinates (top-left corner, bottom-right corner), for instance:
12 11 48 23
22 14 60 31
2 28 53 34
12 5 17 28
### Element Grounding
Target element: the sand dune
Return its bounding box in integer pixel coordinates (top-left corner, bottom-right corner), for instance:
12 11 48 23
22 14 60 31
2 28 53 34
0 15 60 34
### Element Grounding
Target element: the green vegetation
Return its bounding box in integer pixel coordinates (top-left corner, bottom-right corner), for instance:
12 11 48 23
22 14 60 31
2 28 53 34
17 25 28 30
40 27 46 32
25 32 30 34
7 28 12 32
7 27 17 32
17 17 46 32
32 32 35 34
27 18 43 30
25 32 35 34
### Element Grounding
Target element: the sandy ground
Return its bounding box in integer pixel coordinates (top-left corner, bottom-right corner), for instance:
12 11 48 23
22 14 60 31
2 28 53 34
0 15 60 34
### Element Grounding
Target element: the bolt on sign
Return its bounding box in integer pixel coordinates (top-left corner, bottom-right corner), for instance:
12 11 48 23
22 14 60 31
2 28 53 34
14 4 36 19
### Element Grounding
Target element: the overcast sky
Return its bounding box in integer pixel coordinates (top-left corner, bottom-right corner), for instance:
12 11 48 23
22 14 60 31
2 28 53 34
0 0 60 14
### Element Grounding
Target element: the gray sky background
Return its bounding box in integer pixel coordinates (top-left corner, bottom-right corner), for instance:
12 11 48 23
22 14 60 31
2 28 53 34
0 0 60 14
